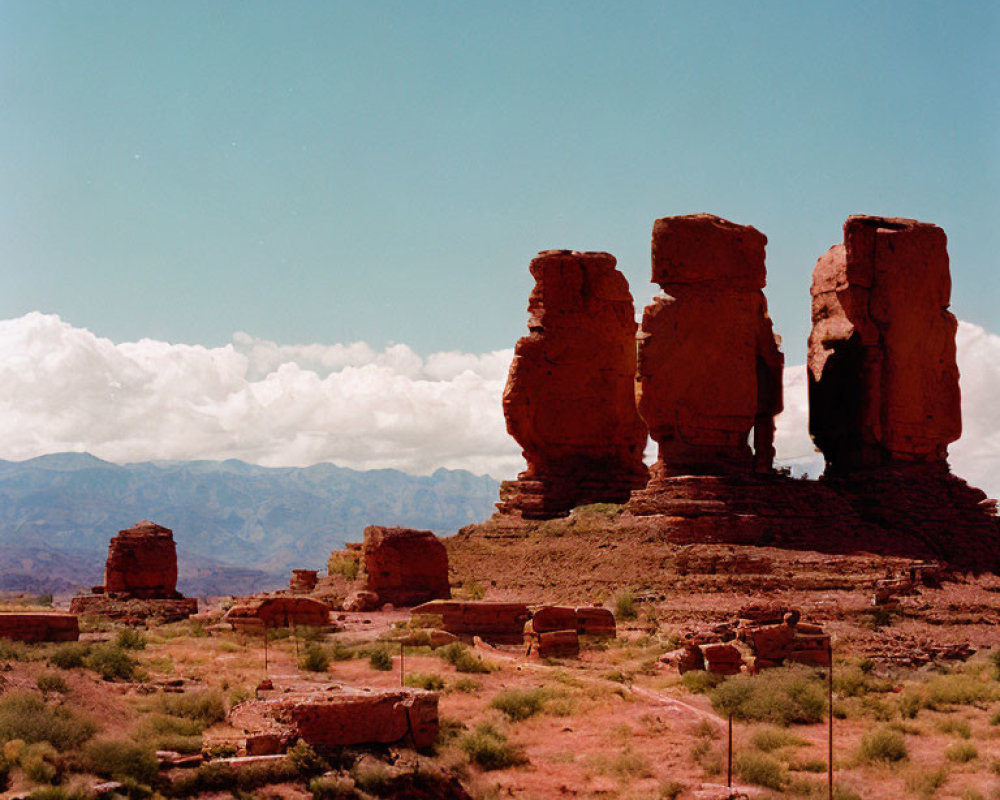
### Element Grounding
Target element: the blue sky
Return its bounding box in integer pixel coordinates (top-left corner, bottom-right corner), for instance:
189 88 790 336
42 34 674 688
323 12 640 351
3 1 998 363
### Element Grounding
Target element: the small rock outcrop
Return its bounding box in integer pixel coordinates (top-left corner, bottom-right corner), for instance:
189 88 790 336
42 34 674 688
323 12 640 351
70 521 197 622
411 600 532 645
635 214 783 478
225 597 331 633
0 613 79 643
289 569 318 594
498 250 648 518
362 526 450 607
808 215 961 471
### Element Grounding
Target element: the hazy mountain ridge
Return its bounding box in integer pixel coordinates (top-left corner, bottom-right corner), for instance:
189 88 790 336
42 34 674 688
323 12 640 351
0 453 500 596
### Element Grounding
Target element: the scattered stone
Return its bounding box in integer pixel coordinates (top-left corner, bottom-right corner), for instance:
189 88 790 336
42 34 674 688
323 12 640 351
362 526 450 606
499 249 648 518
289 569 318 594
343 590 381 613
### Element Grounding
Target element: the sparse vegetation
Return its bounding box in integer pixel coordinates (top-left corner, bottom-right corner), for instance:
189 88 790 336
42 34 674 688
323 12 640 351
115 627 147 650
460 722 528 771
404 672 445 691
710 666 826 724
368 646 394 671
748 724 808 752
156 689 227 725
489 688 548 721
300 642 330 672
614 588 638 621
83 738 159 784
681 669 725 694
0 694 96 751
48 643 89 670
944 741 978 763
35 673 70 695
857 725 907 764
436 642 491 674
85 644 140 681
735 749 786 790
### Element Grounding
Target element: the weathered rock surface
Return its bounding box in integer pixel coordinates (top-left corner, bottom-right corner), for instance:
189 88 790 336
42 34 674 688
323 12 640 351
224 597 330 632
288 569 318 594
362 526 450 606
634 215 783 478
411 600 531 645
230 687 439 752
70 520 197 622
499 250 648 518
809 216 961 471
0 612 79 642
576 606 616 638
103 521 181 598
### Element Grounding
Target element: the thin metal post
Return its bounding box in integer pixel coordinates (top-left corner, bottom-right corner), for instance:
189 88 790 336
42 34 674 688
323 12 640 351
727 712 733 788
828 640 834 800
400 641 405 687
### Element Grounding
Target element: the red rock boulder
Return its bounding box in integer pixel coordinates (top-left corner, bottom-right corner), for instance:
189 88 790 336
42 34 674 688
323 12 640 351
499 250 648 518
289 570 318 594
576 606 616 638
0 613 79 643
225 597 330 632
411 600 531 645
808 216 961 472
362 526 450 607
635 215 783 477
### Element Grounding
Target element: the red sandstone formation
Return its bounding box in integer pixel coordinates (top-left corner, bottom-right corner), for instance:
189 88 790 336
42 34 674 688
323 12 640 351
635 214 783 478
576 606 616 638
230 688 439 753
289 569 318 594
103 521 181 598
225 597 331 633
809 216 961 471
701 642 744 675
362 526 450 606
498 250 648 518
411 600 531 645
70 521 197 622
0 613 79 643
524 605 581 659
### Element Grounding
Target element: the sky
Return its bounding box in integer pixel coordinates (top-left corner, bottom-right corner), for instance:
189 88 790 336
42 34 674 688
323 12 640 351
1 3 998 492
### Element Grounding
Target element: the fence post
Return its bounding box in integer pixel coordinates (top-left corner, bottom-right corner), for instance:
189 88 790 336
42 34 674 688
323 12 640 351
727 712 733 788
828 639 834 800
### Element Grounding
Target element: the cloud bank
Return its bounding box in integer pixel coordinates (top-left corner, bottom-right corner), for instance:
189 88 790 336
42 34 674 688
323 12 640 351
1 313 998 497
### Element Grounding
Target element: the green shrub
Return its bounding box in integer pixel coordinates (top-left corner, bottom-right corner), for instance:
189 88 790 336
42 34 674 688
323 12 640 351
835 667 893 697
682 670 725 694
156 689 226 725
35 673 70 695
489 689 548 722
451 678 481 693
0 639 36 662
710 666 826 725
936 717 971 738
748 725 808 752
904 765 949 798
460 722 528 771
328 553 359 581
368 646 393 671
898 690 921 719
310 775 361 800
436 642 490 674
115 628 147 650
923 674 995 709
85 644 139 681
463 580 486 601
83 738 159 784
587 747 653 780
989 649 1000 681
48 643 90 670
991 709 1000 726
660 781 685 800
857 726 907 764
20 742 60 784
403 673 445 691
944 741 977 763
300 642 330 673
351 761 391 794
614 589 637 621
0 694 96 751
286 740 329 775
734 749 786 790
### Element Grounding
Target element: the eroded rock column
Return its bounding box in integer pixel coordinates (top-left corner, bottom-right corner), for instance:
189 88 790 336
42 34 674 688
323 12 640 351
498 250 648 518
808 215 961 471
635 214 783 477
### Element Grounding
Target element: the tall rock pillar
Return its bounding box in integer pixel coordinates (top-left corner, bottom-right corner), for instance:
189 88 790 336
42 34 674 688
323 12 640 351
808 215 961 472
634 214 784 479
498 250 648 519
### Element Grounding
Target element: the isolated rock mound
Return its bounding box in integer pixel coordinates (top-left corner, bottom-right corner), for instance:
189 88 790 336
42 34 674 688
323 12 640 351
498 250 648 518
70 521 197 622
362 525 450 606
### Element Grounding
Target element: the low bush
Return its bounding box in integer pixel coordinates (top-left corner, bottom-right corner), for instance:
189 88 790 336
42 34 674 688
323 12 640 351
48 643 90 670
310 775 361 800
19 742 60 784
898 690 921 719
156 690 226 726
835 666 893 697
403 673 445 691
0 640 36 662
36 673 70 695
85 644 139 681
368 647 393 672
944 741 978 763
489 688 548 722
734 750 786 790
460 722 528 771
710 666 826 725
0 694 96 751
83 738 159 785
614 589 637 621
351 761 391 794
115 628 147 650
682 670 725 694
923 674 995 709
748 725 808 752
857 726 907 764
300 643 330 673
450 678 481 693
436 643 490 674
904 765 949 798
936 717 972 738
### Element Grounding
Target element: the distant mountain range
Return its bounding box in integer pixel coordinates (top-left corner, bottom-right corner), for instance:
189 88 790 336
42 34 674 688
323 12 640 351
0 453 500 597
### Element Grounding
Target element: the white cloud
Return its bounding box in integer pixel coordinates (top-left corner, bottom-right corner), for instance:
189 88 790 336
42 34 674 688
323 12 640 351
0 313 997 498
